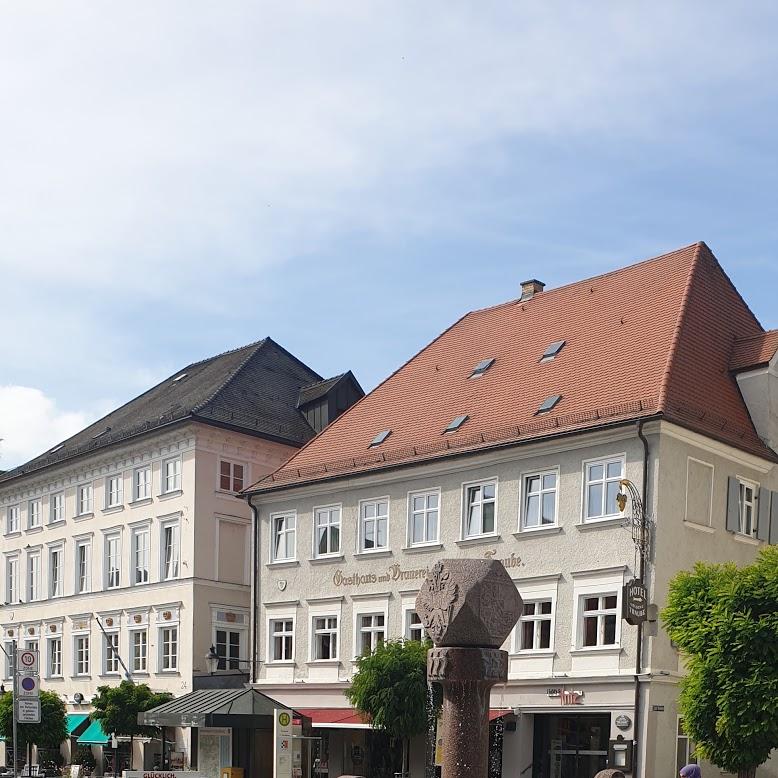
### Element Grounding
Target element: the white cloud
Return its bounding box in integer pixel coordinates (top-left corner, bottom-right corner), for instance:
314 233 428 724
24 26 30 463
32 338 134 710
0 386 102 470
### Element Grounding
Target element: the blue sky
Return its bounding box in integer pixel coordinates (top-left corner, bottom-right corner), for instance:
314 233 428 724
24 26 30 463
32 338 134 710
2 2 778 467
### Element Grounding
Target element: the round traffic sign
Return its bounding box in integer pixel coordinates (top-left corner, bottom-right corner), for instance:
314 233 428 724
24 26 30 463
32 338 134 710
20 677 37 692
19 651 36 669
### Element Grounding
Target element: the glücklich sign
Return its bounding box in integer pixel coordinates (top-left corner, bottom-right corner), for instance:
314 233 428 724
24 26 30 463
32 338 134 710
622 578 648 625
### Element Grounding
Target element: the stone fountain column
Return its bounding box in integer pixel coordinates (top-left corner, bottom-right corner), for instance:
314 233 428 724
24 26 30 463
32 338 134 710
416 559 522 778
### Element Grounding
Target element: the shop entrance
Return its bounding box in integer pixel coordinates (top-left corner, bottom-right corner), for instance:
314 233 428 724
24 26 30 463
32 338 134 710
532 713 610 778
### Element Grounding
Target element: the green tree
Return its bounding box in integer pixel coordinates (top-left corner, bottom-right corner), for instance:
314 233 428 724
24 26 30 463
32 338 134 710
91 681 172 769
346 639 440 778
662 546 778 778
0 689 68 766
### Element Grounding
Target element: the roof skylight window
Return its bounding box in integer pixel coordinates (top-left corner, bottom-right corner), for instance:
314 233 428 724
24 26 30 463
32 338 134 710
49 444 64 454
536 395 562 414
369 429 392 448
172 373 188 382
540 340 566 363
92 427 111 439
469 358 495 379
444 415 469 433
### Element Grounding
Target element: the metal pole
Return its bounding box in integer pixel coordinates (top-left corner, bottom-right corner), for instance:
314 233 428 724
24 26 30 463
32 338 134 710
12 640 18 778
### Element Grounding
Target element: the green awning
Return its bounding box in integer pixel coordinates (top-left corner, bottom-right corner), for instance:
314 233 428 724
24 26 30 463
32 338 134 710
77 719 111 745
67 714 90 737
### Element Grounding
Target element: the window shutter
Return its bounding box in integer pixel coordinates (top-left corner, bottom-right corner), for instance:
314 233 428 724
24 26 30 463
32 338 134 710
757 488 771 542
771 490 778 545
726 477 740 533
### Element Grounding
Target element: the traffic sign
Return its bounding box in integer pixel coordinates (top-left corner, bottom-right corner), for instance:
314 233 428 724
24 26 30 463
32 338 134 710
17 698 40 724
16 674 40 698
18 650 39 673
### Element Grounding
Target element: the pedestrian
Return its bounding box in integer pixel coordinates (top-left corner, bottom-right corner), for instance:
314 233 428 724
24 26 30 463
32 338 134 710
680 765 701 778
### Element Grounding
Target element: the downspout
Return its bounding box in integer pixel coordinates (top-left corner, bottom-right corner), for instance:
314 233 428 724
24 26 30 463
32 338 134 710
633 419 650 778
248 498 260 684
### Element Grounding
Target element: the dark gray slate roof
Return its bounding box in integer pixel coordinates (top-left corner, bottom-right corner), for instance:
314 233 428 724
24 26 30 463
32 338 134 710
0 338 324 484
297 373 346 407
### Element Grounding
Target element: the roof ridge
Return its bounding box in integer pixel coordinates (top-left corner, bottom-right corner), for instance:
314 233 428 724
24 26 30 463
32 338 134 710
733 328 778 345
182 338 267 372
467 241 703 317
301 372 347 389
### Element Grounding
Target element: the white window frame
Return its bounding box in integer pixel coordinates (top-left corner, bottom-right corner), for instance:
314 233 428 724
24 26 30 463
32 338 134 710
356 612 386 656
6 554 19 604
582 455 626 522
105 475 124 508
313 504 342 558
104 532 122 589
27 549 42 602
103 630 121 675
161 519 180 581
515 599 554 652
47 636 63 678
359 497 390 552
407 489 440 547
7 505 20 534
73 634 90 676
737 478 759 538
159 625 179 672
75 538 91 594
28 500 42 529
133 466 152 501
268 617 295 663
211 608 249 671
49 544 65 598
311 614 339 661
404 609 425 642
270 512 296 562
130 629 148 673
131 524 151 585
520 470 559 530
76 483 93 516
218 459 246 493
49 492 65 524
462 478 498 539
162 457 182 494
578 592 620 649
676 717 697 774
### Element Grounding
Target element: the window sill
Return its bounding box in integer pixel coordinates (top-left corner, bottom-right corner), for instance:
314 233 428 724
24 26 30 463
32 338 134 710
214 489 241 497
26 526 43 534
306 660 340 666
47 520 66 529
129 497 153 507
129 672 150 677
575 517 624 531
4 531 22 539
510 650 556 658
683 521 715 535
309 554 345 565
266 660 296 667
569 646 622 655
156 670 181 675
102 505 125 515
74 512 94 522
44 675 64 681
266 560 300 569
353 549 393 559
158 490 183 501
733 533 761 546
402 543 443 554
99 673 124 679
455 534 500 547
513 526 563 539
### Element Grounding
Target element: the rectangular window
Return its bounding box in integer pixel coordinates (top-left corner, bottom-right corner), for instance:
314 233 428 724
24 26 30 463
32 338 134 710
48 638 62 677
161 627 178 671
104 633 120 674
28 500 41 528
314 506 341 557
215 629 242 670
408 491 439 546
271 513 296 561
6 557 18 604
163 458 181 493
360 499 389 551
49 546 64 598
405 610 424 642
25 640 38 654
676 718 697 773
74 635 90 676
134 466 152 501
7 506 19 534
131 630 148 672
738 480 758 537
132 527 150 584
581 594 618 647
270 619 294 662
50 492 65 524
522 472 558 529
464 481 496 538
358 613 385 655
27 551 41 601
162 522 180 580
3 642 12 679
76 540 91 593
219 460 245 492
77 484 93 516
106 475 123 508
105 534 121 589
313 616 338 660
518 600 553 651
584 458 624 521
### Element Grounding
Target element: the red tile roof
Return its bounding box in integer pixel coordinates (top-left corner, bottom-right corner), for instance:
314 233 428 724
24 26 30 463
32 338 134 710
730 330 778 372
249 243 775 492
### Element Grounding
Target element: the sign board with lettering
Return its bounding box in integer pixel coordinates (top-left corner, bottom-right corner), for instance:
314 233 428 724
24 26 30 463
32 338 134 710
123 772 205 778
18 650 39 673
17 698 41 723
17 674 40 698
274 708 293 778
622 578 648 625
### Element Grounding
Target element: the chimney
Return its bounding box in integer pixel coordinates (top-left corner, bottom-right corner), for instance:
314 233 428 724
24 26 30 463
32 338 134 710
520 279 545 301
